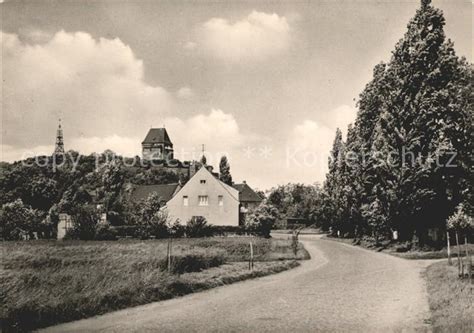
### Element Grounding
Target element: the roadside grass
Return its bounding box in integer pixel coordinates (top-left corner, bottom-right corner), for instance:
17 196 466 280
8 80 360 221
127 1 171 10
323 235 474 260
1 237 308 331
424 260 473 332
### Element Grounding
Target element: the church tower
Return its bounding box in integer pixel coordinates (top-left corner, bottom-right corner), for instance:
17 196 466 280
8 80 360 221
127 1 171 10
53 119 65 155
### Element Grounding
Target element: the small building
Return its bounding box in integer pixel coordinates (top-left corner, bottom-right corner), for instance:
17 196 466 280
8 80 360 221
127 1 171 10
57 213 73 239
166 166 240 226
142 128 174 160
233 181 263 211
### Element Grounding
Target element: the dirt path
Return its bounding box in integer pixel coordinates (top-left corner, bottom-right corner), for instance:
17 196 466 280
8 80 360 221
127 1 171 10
43 235 432 332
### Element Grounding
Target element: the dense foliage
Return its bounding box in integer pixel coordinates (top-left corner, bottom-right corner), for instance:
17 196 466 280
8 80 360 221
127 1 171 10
0 152 185 239
319 0 473 244
219 155 233 186
266 183 321 228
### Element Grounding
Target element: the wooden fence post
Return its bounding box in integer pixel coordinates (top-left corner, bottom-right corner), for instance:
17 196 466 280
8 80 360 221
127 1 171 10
167 237 172 274
446 231 452 265
249 241 254 271
465 236 470 280
455 231 461 277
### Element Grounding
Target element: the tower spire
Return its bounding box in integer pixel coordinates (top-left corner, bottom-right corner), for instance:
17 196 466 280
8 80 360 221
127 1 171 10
54 118 65 155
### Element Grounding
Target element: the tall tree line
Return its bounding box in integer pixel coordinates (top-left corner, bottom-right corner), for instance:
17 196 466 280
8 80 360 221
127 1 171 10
320 0 472 244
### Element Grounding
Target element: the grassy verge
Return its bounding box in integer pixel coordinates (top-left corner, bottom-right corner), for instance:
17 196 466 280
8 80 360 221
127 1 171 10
424 260 473 332
1 237 307 331
323 235 474 260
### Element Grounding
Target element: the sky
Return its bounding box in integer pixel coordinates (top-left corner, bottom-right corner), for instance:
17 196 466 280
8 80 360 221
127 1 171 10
1 0 472 190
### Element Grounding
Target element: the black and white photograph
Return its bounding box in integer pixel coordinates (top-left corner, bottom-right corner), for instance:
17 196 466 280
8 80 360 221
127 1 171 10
1 0 472 331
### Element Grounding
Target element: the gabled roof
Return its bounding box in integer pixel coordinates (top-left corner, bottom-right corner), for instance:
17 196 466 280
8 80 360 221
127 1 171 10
131 184 180 202
175 166 240 202
233 183 263 203
142 128 172 145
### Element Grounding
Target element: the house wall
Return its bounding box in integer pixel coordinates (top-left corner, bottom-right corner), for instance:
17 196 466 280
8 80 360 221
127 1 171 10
166 167 240 226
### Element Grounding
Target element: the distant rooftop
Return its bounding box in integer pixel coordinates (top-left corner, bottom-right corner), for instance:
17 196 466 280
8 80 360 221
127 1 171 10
142 128 172 145
233 183 263 203
130 184 180 202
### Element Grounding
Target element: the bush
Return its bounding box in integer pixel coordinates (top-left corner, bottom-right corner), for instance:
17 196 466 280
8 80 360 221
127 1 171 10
169 219 185 238
244 203 278 238
95 223 118 240
186 216 212 237
111 225 139 238
0 199 43 240
65 205 100 240
166 251 225 274
210 225 245 235
129 193 170 239
447 204 473 233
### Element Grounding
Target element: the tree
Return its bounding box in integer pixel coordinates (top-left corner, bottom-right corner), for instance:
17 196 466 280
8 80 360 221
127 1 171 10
129 193 170 239
66 205 100 240
200 154 207 165
245 203 278 237
361 197 390 244
320 0 472 244
219 156 233 185
0 199 42 240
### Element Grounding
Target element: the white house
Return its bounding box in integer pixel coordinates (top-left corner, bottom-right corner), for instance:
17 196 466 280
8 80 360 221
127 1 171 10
165 166 241 226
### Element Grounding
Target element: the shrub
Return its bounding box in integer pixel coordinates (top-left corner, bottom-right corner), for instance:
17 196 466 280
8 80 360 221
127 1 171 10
65 205 100 240
447 204 473 233
0 199 43 240
95 223 118 240
244 203 278 238
186 216 212 238
129 193 170 239
169 219 185 238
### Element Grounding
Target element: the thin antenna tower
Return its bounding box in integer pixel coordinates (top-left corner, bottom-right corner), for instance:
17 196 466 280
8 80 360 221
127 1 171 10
54 118 65 155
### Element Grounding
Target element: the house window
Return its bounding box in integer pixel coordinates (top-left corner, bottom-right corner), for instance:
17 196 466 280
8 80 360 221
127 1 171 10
218 195 224 206
198 195 208 206
200 180 206 184
183 196 188 206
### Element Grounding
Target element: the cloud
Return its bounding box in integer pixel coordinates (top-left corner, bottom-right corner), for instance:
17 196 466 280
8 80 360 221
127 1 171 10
164 109 246 158
2 30 175 152
69 135 141 156
1 144 55 162
284 105 356 182
322 104 357 136
176 87 195 99
183 41 197 50
197 11 290 63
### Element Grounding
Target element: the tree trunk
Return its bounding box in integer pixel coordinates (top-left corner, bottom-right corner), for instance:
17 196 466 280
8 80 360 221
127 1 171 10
446 231 451 265
455 231 461 277
465 236 470 280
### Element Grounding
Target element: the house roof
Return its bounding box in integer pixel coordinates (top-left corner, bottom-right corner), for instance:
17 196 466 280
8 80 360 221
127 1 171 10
233 183 263 203
142 128 173 145
131 184 180 202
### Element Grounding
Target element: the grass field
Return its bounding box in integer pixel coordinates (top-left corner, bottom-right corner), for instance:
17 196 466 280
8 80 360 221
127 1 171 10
1 237 308 331
424 260 473 332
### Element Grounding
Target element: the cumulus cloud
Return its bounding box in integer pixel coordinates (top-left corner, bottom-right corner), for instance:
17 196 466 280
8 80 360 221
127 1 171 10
69 135 141 157
183 41 197 50
176 87 195 99
322 104 357 136
198 11 290 63
164 109 247 160
2 30 175 153
285 105 357 182
1 144 55 162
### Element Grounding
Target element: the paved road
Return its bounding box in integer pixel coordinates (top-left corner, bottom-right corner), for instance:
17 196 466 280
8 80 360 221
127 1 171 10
44 235 432 332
